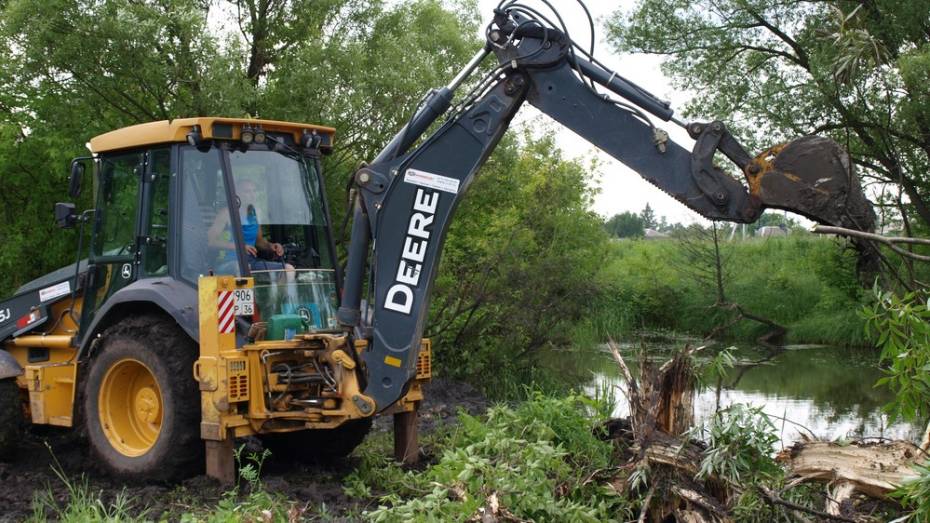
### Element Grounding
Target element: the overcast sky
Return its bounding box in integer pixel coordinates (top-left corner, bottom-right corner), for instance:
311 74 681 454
476 0 708 225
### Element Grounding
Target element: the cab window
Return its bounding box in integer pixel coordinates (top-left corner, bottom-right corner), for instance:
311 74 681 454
93 152 142 257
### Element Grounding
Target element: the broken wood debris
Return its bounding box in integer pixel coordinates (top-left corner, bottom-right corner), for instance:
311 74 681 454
603 337 924 522
777 440 924 499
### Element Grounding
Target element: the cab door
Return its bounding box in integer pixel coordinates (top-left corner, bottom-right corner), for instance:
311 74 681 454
79 150 146 331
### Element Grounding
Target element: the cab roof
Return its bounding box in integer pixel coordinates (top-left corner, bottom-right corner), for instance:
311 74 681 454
88 117 336 154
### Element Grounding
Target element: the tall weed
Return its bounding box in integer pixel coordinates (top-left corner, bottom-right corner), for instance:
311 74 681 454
28 444 145 523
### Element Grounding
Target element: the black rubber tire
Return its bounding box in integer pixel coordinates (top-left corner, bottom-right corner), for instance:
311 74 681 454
0 378 24 459
263 418 373 463
83 315 202 481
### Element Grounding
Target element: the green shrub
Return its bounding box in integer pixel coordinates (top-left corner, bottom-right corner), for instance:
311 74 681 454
352 393 631 522
691 404 780 484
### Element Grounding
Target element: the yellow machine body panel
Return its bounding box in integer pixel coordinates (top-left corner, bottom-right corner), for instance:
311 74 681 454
5 296 83 427
25 364 75 426
194 275 430 440
88 117 336 154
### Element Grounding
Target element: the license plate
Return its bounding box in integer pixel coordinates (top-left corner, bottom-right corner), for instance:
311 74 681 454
233 289 254 316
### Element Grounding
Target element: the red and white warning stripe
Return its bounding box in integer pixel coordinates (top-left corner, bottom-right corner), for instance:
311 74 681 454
217 291 236 333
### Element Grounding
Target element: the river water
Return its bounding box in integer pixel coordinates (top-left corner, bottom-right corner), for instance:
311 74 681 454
542 333 924 447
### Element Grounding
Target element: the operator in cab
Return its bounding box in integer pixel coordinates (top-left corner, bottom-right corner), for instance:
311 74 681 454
208 178 295 273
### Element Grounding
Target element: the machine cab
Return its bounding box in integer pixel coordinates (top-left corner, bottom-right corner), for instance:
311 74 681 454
78 118 340 338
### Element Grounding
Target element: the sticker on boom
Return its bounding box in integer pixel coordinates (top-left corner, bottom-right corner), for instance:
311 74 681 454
39 281 70 303
404 168 460 194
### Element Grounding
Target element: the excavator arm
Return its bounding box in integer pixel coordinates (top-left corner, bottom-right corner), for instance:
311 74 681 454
337 7 874 411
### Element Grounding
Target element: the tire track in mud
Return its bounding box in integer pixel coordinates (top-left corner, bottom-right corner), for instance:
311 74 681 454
0 379 487 521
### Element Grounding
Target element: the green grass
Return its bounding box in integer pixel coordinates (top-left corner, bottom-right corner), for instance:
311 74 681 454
28 444 148 523
27 444 304 523
598 234 870 347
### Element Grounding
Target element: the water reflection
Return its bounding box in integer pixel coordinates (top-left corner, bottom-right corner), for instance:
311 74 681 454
540 335 923 446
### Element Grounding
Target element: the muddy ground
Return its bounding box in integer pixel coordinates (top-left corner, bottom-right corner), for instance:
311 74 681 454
0 379 488 522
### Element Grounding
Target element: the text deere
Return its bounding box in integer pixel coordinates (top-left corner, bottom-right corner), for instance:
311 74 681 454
384 188 438 314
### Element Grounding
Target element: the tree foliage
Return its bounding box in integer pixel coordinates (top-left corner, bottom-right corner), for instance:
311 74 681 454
861 286 930 422
427 133 610 383
605 211 645 238
607 0 930 228
640 203 657 230
0 0 620 388
0 0 481 293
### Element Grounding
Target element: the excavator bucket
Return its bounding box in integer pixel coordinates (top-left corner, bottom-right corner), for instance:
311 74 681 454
746 135 875 232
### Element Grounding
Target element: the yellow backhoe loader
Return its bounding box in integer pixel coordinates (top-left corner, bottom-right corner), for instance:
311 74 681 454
0 5 874 483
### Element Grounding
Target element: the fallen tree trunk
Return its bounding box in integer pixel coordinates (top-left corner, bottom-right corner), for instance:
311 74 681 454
777 440 925 499
703 302 787 348
632 431 702 477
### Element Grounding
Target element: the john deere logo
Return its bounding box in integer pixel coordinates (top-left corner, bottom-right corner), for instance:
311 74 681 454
297 307 312 324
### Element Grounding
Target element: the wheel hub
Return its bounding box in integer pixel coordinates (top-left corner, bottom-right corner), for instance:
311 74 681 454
134 386 160 424
98 359 163 457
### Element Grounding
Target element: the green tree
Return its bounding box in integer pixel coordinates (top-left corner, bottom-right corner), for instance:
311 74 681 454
427 133 610 383
640 203 657 229
605 211 645 238
0 0 482 294
607 0 930 228
0 0 616 393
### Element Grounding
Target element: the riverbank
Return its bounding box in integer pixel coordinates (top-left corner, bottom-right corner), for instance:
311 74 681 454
596 234 870 347
27 381 920 522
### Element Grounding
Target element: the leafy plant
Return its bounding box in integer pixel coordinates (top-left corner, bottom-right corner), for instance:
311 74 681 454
699 346 737 388
233 445 272 495
178 446 297 523
890 460 930 523
691 404 780 484
861 286 930 422
357 393 630 522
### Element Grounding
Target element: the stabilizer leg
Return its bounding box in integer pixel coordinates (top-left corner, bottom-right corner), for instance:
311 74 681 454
393 402 419 465
205 436 235 485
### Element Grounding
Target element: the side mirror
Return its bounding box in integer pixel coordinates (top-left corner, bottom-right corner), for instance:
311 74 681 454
69 159 86 199
54 202 77 229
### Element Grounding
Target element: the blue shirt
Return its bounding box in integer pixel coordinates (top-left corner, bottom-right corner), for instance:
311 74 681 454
242 205 259 246
217 205 259 265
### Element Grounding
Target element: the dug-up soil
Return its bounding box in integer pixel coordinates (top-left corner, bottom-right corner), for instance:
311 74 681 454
0 379 488 522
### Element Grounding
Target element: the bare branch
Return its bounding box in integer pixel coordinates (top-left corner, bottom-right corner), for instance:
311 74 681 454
637 483 656 523
755 485 857 523
607 337 635 388
812 224 930 262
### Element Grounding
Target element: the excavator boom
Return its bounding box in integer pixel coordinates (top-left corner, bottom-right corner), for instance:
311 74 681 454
338 6 875 411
